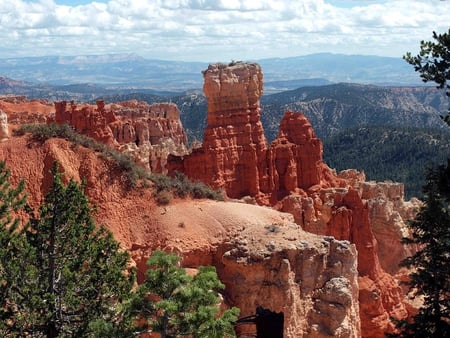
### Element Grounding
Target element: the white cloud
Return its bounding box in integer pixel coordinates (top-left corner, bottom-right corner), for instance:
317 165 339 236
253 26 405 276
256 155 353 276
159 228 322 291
0 0 449 61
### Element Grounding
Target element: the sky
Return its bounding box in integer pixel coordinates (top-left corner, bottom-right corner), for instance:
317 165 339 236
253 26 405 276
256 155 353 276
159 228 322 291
1 0 449 62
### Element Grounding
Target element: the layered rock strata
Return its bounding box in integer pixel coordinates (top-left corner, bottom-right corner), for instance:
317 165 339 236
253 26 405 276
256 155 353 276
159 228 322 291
168 62 416 337
0 96 53 125
214 214 360 338
168 62 269 198
359 181 421 275
53 100 188 172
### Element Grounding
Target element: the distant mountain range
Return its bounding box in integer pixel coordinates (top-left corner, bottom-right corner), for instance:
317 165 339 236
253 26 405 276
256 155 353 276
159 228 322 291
0 53 427 92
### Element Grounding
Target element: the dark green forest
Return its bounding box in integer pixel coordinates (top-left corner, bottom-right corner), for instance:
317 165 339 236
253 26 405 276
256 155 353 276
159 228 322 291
323 125 450 198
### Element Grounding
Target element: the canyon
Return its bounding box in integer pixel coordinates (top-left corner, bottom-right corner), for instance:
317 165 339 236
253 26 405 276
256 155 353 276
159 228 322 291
0 62 421 337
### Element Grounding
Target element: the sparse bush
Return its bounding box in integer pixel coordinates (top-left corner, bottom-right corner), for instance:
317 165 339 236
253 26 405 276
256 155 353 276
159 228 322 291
155 190 172 205
150 172 223 202
191 181 224 200
171 171 192 198
15 123 223 201
150 173 173 193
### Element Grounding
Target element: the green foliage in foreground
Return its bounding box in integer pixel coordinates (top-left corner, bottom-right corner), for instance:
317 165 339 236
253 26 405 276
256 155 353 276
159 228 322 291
14 123 223 201
390 160 450 337
151 171 224 203
404 28 450 97
131 250 239 338
323 125 450 199
0 161 135 337
0 162 235 337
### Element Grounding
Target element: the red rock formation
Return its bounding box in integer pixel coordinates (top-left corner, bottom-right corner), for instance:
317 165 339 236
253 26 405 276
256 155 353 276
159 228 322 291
0 134 362 338
168 63 343 202
266 111 345 201
109 101 187 147
168 62 269 198
359 181 420 275
216 224 360 337
2 63 417 337
53 100 188 172
54 100 117 145
0 96 53 125
168 61 411 337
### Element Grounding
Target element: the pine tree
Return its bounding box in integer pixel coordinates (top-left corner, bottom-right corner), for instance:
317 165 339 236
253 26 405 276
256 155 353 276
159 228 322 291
1 161 135 337
394 160 450 337
404 28 450 122
0 160 28 334
133 250 239 338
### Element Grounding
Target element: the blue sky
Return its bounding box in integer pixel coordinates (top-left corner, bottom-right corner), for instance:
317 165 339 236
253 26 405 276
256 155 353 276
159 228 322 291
3 1 449 62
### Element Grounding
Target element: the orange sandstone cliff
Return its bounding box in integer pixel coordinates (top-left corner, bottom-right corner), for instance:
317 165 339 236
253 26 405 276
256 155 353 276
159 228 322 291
53 99 188 172
168 61 418 337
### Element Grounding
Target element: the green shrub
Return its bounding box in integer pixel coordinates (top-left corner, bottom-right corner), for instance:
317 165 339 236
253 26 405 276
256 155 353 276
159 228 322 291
150 172 223 202
150 174 173 193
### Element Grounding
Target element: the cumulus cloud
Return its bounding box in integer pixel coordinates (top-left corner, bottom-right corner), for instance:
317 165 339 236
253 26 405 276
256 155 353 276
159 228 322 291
0 0 449 61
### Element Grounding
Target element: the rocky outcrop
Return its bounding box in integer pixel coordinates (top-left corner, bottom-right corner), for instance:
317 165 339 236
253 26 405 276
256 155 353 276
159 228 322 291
359 181 421 275
168 63 345 202
266 111 346 202
168 62 269 198
0 133 362 337
0 109 9 141
0 96 53 125
53 100 188 172
1 62 419 337
168 61 414 337
54 100 117 145
108 101 187 147
218 222 360 338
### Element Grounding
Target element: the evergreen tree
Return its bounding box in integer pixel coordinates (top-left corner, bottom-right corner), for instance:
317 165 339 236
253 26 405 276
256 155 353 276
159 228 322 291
404 28 450 121
133 250 239 338
0 160 28 334
1 162 135 337
394 160 450 337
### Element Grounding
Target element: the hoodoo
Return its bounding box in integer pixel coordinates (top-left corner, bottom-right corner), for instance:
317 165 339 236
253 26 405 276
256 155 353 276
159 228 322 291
168 61 415 337
168 62 269 198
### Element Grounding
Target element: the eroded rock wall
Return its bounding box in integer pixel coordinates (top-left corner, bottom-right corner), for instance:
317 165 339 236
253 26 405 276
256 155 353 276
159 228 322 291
53 100 188 172
168 61 415 337
217 221 360 338
359 181 420 275
0 109 9 141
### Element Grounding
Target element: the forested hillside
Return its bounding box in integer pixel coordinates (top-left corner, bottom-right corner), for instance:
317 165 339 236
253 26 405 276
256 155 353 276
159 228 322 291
260 83 448 140
323 126 450 198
